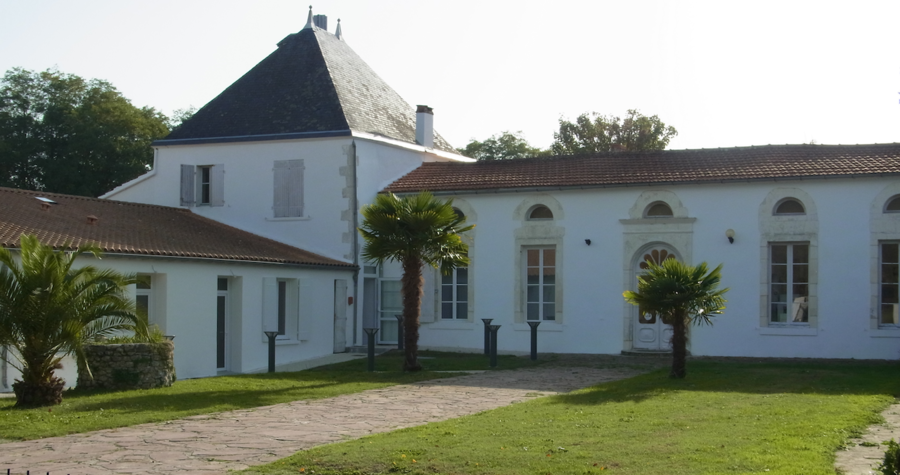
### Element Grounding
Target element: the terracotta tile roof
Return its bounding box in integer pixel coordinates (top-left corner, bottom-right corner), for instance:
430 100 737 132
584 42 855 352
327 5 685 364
383 143 900 193
0 187 352 268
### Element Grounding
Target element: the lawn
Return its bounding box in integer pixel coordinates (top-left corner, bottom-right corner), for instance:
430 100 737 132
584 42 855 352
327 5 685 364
243 359 900 475
0 350 543 441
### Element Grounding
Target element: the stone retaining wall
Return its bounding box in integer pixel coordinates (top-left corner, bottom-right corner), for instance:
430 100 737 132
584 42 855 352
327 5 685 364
77 342 175 390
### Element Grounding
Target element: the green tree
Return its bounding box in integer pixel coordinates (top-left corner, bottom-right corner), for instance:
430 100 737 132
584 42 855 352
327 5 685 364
0 68 170 197
551 109 678 155
0 235 146 407
458 131 549 161
623 259 728 378
359 192 473 371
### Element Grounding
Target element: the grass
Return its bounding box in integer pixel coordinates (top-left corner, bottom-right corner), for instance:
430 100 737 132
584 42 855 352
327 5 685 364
242 359 900 475
0 350 542 441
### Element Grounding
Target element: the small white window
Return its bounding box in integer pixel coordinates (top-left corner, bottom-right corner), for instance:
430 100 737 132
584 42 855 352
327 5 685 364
524 247 556 321
885 196 900 213
262 277 299 340
644 202 674 218
774 198 805 215
769 243 810 324
180 164 224 207
528 205 553 220
879 242 900 327
273 159 304 217
441 267 468 320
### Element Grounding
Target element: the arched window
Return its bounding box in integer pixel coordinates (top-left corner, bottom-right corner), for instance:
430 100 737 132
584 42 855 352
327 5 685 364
528 205 554 220
885 196 900 213
644 202 674 218
453 208 465 220
774 198 805 215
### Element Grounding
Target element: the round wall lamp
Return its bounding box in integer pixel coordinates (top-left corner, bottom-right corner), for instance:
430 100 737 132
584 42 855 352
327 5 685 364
725 229 735 244
585 239 592 246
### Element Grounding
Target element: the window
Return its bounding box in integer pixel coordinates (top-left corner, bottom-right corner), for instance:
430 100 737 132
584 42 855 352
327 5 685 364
441 267 468 319
180 164 224 207
273 159 304 217
885 196 900 213
769 243 809 324
879 243 900 326
774 198 805 215
525 247 556 321
644 202 674 217
277 280 287 335
262 277 298 339
136 275 152 322
528 205 553 220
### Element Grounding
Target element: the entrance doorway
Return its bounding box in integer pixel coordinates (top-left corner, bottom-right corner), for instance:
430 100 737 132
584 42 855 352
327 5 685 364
632 246 678 351
216 278 229 370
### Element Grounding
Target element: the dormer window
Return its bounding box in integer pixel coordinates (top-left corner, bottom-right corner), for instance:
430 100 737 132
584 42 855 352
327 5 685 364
885 196 900 213
528 205 553 220
774 198 805 216
644 202 674 218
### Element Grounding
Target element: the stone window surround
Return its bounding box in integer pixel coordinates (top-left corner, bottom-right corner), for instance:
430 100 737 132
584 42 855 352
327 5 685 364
869 183 900 336
513 195 564 326
758 188 818 334
425 198 477 327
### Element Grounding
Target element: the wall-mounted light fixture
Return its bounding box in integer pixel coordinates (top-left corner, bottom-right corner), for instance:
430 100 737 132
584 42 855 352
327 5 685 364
725 229 735 244
585 239 592 246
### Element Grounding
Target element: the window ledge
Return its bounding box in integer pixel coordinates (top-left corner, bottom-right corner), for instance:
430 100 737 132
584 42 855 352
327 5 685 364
869 328 900 338
426 320 475 330
513 322 563 332
758 326 818 336
265 216 311 222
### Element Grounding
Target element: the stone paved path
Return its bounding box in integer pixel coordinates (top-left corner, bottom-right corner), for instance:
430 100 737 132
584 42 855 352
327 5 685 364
835 402 900 475
0 366 642 475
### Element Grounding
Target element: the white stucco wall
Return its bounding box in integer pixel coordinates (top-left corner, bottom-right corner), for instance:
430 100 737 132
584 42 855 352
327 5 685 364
0 254 353 392
413 178 900 360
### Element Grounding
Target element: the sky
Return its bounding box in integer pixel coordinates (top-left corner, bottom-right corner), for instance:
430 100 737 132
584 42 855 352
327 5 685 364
2 0 898 151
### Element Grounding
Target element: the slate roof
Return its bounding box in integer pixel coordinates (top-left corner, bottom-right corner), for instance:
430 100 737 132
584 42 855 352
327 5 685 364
0 187 352 268
162 25 456 152
383 143 900 193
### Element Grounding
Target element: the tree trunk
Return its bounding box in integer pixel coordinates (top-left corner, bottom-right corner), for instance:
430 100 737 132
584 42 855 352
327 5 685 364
669 313 688 379
400 257 424 372
13 376 65 407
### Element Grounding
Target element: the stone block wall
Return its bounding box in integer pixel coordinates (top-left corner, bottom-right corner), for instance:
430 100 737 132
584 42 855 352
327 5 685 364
77 342 175 390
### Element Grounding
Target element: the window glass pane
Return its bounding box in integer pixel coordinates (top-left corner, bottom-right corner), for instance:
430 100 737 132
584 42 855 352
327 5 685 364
543 274 555 285
887 197 900 212
791 300 808 322
771 284 787 303
217 278 228 291
646 203 673 217
527 303 539 320
136 275 151 289
792 244 809 264
771 245 787 264
882 264 899 284
442 285 453 301
441 303 453 319
277 281 287 335
543 304 556 320
136 295 149 317
456 268 468 285
527 249 539 266
881 304 899 324
792 285 808 299
543 249 556 267
458 285 467 301
456 303 467 319
771 303 788 322
527 269 539 285
884 243 899 263
442 273 453 284
527 285 540 302
543 285 555 303
883 284 899 304
380 281 402 309
529 206 553 219
363 265 377 275
379 318 398 341
771 264 787 283
792 264 808 283
775 199 804 214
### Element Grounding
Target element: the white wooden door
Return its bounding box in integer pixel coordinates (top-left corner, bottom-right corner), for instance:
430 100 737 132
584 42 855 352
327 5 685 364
333 280 348 353
633 247 676 351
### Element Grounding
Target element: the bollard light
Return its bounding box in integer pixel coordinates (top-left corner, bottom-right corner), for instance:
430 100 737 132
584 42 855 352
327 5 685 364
527 321 541 361
481 318 493 355
263 331 279 373
488 324 501 368
363 328 379 372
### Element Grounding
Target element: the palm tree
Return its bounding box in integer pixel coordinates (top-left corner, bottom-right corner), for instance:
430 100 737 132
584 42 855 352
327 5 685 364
359 192 473 371
623 259 728 378
0 234 146 407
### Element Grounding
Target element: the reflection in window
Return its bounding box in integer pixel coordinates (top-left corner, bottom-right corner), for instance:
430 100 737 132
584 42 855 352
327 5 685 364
774 199 805 215
525 247 556 321
136 275 151 321
528 205 554 220
769 243 809 324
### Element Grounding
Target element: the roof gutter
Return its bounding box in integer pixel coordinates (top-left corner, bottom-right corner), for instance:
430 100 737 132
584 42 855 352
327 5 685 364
388 172 900 197
153 130 353 147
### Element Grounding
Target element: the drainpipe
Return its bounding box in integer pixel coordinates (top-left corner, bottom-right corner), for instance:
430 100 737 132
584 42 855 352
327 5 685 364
351 140 360 346
1 346 7 390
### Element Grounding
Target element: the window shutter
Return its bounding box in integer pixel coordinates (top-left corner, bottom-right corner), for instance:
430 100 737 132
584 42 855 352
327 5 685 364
210 164 225 207
289 160 304 217
298 278 313 340
419 266 435 323
273 160 290 217
262 278 278 333
180 165 195 206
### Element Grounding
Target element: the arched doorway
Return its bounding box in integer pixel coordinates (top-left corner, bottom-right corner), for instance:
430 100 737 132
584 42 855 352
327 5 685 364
632 245 680 351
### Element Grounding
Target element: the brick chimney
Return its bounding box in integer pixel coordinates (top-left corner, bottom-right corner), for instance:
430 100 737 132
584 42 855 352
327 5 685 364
415 105 434 148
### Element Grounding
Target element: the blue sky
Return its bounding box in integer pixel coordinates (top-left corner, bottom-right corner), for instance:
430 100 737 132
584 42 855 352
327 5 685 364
2 0 898 150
